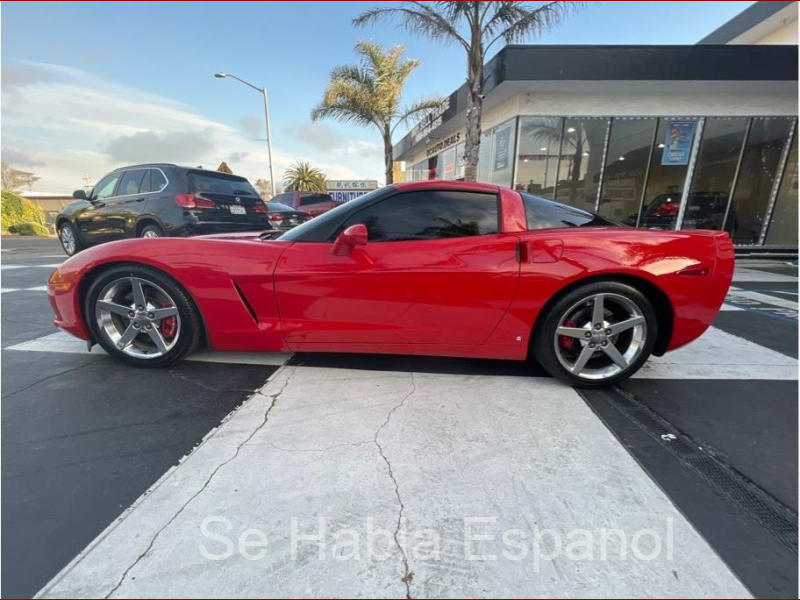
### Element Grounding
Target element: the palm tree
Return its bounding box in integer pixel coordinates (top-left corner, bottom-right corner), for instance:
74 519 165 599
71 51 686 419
283 161 327 193
312 42 445 184
354 1 584 181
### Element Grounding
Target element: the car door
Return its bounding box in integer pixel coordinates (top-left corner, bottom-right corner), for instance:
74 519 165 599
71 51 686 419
101 168 147 238
74 172 122 244
274 189 520 347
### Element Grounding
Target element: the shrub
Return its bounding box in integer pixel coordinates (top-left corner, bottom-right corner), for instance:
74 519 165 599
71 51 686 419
8 221 50 236
1 189 46 232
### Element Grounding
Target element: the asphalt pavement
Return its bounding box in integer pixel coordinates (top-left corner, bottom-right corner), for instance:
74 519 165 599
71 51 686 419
2 236 797 598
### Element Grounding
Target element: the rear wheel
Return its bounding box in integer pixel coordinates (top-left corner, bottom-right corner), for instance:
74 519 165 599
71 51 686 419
139 223 166 238
58 222 84 256
533 281 657 387
85 265 202 367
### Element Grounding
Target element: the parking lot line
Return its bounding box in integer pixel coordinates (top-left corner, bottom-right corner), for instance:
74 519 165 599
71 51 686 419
6 330 291 366
0 263 61 270
727 287 799 310
36 366 750 599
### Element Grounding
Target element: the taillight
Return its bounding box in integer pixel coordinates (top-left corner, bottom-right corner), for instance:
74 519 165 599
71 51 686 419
174 193 215 209
653 202 679 217
268 213 283 222
252 204 268 213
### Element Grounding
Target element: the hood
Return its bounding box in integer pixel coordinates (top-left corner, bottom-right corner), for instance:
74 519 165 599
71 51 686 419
196 230 278 241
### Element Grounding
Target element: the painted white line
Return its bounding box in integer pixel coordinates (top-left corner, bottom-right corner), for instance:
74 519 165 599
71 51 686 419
733 269 797 283
635 326 797 380
36 366 748 599
727 288 798 310
1 263 61 270
0 288 21 294
5 330 291 366
720 303 744 311
0 286 50 293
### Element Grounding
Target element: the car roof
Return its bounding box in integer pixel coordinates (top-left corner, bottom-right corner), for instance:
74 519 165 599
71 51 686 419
393 180 501 193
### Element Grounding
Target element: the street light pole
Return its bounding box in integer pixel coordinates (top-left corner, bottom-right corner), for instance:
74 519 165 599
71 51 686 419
214 72 276 198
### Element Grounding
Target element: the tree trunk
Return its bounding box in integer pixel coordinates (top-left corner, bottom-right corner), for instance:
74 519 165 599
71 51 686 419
463 17 484 182
382 122 394 185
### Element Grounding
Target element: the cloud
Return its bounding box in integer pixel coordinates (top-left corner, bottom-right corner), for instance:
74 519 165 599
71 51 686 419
239 115 263 138
106 130 214 164
1 61 385 191
297 122 340 153
2 148 46 168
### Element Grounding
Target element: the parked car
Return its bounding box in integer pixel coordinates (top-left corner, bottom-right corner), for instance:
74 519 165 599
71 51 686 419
48 180 734 387
267 202 312 231
55 164 270 256
270 191 338 217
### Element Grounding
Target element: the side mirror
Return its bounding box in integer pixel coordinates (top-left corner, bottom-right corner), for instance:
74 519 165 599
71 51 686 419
331 224 368 256
73 189 88 201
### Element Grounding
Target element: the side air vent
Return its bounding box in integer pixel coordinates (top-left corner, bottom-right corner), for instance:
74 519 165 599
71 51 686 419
232 281 258 324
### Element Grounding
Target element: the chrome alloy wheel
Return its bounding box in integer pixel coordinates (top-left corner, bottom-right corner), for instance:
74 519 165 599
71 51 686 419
60 226 76 255
94 277 181 359
142 229 160 238
553 293 646 381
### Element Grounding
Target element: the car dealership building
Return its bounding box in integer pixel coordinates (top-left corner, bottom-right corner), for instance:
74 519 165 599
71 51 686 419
394 1 799 250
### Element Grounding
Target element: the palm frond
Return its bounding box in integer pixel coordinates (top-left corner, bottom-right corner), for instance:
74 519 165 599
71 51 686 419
486 1 587 49
354 3 469 50
392 97 448 133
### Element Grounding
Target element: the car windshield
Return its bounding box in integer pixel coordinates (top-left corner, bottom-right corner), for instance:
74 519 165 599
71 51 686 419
189 172 258 196
276 187 387 241
268 202 294 212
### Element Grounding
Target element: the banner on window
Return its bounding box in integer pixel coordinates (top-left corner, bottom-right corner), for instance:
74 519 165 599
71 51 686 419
493 126 511 172
661 121 695 166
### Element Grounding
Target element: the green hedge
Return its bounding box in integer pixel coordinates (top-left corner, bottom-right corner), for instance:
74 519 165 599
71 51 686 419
8 221 50 236
2 189 46 233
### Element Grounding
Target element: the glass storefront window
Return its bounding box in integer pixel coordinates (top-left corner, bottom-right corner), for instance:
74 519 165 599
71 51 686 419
440 146 457 180
682 118 748 231
455 142 466 180
598 118 657 224
765 130 798 246
638 119 698 230
554 117 609 210
727 117 794 244
476 118 516 187
477 131 491 183
515 116 563 199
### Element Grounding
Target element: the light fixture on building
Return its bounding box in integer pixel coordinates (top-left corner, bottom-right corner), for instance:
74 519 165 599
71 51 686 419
658 143 665 148
540 147 547 151
619 156 626 161
523 158 529 162
567 127 576 133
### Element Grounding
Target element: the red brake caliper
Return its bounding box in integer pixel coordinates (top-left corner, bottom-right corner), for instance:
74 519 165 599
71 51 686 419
160 303 177 339
559 319 577 350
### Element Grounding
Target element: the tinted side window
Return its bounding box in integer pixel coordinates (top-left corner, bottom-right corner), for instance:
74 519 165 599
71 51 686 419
117 169 146 196
521 193 615 230
299 193 332 207
341 191 499 242
271 192 292 206
93 173 121 199
149 169 167 192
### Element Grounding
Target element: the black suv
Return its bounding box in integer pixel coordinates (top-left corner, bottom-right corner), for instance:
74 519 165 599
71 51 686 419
56 164 270 256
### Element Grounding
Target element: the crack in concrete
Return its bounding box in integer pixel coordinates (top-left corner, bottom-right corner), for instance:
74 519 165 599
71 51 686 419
374 372 416 599
102 367 295 599
2 362 92 399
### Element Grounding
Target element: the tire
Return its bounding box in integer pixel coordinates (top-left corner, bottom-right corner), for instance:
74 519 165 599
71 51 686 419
533 281 657 387
58 221 84 257
139 223 166 238
85 264 202 367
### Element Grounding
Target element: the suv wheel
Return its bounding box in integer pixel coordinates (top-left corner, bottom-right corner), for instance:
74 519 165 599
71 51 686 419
140 223 166 238
58 222 84 256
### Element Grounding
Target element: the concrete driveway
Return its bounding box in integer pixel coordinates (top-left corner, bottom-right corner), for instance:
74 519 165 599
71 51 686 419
39 367 748 598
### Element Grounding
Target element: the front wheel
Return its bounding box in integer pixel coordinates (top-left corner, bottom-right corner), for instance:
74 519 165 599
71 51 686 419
533 281 657 387
58 222 84 256
85 265 202 367
140 223 166 238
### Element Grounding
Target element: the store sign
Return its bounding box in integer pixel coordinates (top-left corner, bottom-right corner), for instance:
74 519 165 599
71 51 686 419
493 126 512 171
426 132 461 157
661 121 695 166
326 180 378 190
411 98 451 144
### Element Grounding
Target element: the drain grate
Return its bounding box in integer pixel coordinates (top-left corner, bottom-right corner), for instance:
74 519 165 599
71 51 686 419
580 386 798 553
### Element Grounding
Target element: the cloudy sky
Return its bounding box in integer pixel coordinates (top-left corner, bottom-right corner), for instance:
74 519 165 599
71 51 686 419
1 1 751 192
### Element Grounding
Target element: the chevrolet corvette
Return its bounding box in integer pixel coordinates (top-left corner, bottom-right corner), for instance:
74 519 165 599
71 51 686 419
47 181 734 386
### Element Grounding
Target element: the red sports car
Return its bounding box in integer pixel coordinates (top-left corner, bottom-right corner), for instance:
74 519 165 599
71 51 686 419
47 181 734 386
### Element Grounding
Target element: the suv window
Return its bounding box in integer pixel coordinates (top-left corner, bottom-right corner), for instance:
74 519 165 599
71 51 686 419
189 171 258 196
271 192 293 207
117 169 146 196
340 191 499 242
149 169 167 192
93 173 121 200
521 193 615 230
